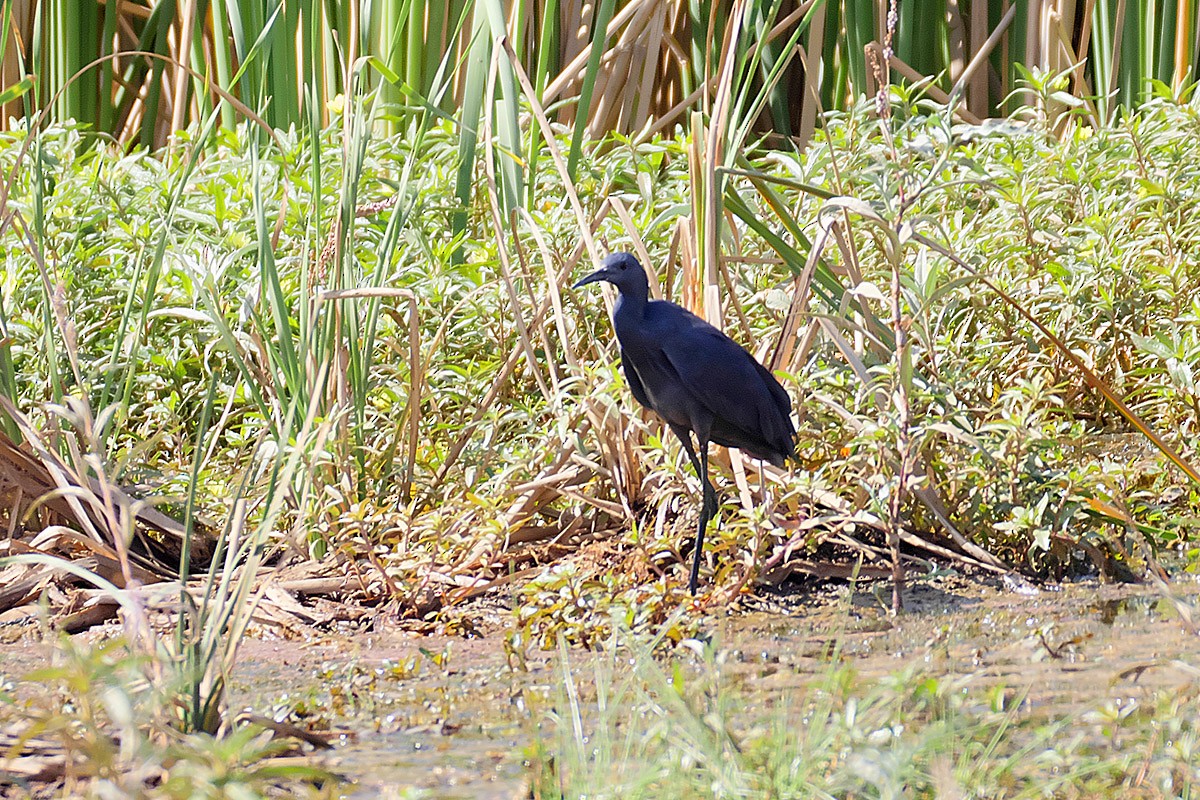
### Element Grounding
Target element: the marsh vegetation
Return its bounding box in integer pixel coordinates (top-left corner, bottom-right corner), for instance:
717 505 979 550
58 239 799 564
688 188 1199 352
2 0 1200 795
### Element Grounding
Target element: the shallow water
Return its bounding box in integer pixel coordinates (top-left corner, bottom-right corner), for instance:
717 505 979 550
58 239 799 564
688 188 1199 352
225 634 538 798
221 574 1200 797
4 573 1199 797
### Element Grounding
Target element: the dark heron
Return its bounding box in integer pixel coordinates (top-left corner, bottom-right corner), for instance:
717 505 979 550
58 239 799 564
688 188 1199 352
574 252 796 594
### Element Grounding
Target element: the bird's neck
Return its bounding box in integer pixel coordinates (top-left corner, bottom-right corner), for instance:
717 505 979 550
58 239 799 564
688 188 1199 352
613 290 648 332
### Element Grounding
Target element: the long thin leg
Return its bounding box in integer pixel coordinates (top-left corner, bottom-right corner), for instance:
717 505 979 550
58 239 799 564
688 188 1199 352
669 425 718 595
688 435 712 595
669 424 718 517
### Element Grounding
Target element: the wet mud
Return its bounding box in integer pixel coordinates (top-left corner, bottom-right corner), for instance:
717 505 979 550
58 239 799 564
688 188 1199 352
3 572 1199 798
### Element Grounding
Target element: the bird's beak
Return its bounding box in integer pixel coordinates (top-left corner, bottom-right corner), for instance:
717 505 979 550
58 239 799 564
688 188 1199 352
573 268 609 289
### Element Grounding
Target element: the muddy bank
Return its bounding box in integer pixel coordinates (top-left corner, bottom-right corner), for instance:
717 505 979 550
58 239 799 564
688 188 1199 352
243 574 1200 796
3 573 1199 798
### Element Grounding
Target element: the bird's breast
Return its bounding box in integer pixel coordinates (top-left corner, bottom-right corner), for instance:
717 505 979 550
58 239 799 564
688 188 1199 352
618 344 700 427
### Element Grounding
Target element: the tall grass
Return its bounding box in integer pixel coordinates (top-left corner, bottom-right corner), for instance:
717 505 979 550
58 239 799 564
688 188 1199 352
9 0 1200 154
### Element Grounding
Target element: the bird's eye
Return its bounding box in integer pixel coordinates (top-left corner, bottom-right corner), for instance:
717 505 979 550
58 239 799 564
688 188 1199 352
619 262 627 270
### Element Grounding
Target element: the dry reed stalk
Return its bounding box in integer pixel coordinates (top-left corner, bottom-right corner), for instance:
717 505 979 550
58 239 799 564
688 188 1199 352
1053 9 1099 126
1078 0 1100 93
0 398 197 582
678 214 698 313
588 0 658 134
558 0 590 100
510 215 565 392
947 0 967 87
606 402 645 515
999 0 1011 102
700 0 749 327
634 75 717 142
519 208 580 370
686 111 705 316
797 32 823 148
500 35 603 265
967 0 988 115
663 222 683 303
1024 0 1042 89
588 49 632 134
630 1 667 129
770 217 832 372
727 447 754 511
170 0 197 134
543 0 653 106
1174 0 1193 90
950 4 1017 106
503 429 591 526
557 482 628 518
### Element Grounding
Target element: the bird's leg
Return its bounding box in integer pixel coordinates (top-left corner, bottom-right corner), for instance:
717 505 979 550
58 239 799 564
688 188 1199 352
688 436 715 595
670 424 718 519
700 473 719 520
669 425 718 595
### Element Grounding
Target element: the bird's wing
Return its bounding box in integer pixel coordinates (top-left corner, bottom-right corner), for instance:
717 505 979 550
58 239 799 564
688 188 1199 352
620 350 653 409
657 309 794 448
750 355 793 422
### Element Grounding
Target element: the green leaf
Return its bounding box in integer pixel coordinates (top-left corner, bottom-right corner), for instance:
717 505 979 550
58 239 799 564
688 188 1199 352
368 55 402 86
0 75 33 106
1131 332 1175 360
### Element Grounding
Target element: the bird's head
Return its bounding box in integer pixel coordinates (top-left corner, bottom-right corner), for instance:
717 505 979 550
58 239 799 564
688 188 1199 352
573 252 648 295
